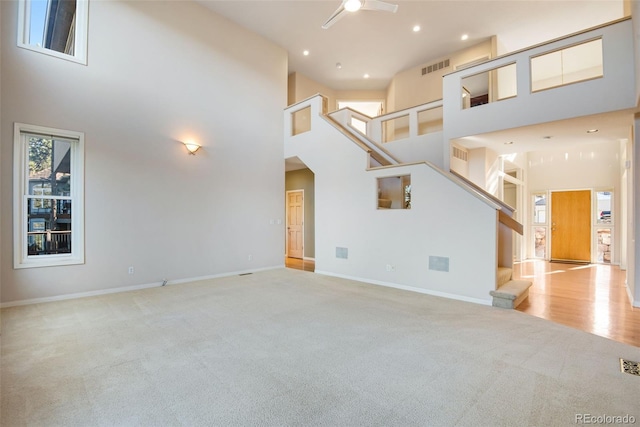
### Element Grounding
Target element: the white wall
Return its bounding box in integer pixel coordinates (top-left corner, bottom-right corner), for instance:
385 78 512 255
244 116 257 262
288 72 386 113
0 0 288 304
633 116 640 307
0 0 3 313
382 132 444 165
527 143 620 190
632 1 640 105
468 147 500 196
285 97 499 304
388 40 493 111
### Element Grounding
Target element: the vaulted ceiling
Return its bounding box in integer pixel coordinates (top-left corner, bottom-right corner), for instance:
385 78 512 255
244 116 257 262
199 0 624 91
198 1 632 154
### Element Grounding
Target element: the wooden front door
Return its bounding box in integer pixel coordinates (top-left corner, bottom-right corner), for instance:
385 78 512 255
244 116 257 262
551 190 591 262
287 190 304 259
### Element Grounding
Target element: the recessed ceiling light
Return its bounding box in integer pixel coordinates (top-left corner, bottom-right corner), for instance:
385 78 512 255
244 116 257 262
413 25 421 32
504 141 514 145
587 129 599 133
461 34 469 41
542 136 552 139
303 50 310 56
336 62 342 69
363 73 370 79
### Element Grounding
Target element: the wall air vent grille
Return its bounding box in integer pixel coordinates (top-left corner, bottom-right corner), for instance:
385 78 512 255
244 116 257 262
422 59 450 75
452 146 468 162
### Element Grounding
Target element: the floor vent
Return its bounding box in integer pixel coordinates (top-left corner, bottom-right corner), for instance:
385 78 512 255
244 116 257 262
239 273 253 276
620 358 640 376
422 59 450 75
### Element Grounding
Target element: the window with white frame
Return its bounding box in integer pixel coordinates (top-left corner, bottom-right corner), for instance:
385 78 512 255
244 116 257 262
532 192 547 259
17 0 89 65
14 123 85 268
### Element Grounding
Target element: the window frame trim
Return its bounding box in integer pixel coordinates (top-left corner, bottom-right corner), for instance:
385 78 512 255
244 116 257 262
17 0 89 65
13 122 85 269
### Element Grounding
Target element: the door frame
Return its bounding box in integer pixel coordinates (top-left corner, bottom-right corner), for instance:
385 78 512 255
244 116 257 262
593 188 614 265
502 162 524 261
285 189 304 259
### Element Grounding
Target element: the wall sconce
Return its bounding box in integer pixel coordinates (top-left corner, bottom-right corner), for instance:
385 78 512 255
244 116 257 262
183 141 201 155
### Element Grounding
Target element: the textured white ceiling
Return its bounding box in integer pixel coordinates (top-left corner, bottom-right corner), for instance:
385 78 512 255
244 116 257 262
197 0 632 155
198 0 624 91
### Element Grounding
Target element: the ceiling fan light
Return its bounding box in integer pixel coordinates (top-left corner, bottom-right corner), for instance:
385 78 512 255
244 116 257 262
345 0 362 12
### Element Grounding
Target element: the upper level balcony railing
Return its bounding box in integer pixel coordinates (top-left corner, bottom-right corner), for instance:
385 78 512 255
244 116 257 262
328 100 445 165
442 17 635 142
328 100 443 145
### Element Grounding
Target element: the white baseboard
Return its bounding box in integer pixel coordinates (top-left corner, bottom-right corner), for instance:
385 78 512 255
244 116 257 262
626 284 640 308
0 265 285 308
314 270 492 306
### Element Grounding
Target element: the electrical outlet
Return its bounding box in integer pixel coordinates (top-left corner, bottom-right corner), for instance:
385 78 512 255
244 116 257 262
386 264 396 272
128 266 134 275
248 254 252 261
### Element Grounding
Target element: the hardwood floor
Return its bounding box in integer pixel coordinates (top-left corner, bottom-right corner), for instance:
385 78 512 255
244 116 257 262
513 260 640 347
285 257 315 272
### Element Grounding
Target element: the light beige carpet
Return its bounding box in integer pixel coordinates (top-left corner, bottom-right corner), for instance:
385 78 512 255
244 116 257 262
2 268 639 426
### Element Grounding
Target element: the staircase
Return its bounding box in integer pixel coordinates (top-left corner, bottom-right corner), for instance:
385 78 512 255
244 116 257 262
490 267 532 309
284 94 528 305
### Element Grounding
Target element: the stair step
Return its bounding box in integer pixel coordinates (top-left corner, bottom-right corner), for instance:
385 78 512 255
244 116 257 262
497 267 512 288
490 279 532 309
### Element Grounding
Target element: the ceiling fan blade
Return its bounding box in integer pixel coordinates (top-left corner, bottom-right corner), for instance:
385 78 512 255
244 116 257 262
322 5 348 29
361 0 398 13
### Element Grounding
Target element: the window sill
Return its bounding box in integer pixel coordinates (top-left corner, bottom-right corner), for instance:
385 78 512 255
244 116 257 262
14 255 85 270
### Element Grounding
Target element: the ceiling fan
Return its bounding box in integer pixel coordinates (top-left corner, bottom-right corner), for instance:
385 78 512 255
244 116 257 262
322 0 399 29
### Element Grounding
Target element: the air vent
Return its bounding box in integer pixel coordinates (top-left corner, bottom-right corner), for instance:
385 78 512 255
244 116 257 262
422 59 450 75
452 146 468 162
429 256 449 272
620 358 640 376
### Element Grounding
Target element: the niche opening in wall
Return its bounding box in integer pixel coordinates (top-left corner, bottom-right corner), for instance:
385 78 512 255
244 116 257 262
291 106 311 136
461 62 517 109
377 175 411 209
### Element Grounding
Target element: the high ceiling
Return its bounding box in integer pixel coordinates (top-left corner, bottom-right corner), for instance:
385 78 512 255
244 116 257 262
198 0 624 91
197 0 632 155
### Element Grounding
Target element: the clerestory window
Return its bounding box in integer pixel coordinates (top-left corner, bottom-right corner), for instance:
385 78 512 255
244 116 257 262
17 0 89 65
13 123 85 268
